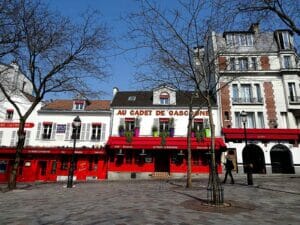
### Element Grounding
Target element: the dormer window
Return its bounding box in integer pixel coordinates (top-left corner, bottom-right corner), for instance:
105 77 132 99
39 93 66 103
6 109 14 120
276 31 293 50
226 33 253 46
73 100 85 110
128 96 136 101
160 92 170 105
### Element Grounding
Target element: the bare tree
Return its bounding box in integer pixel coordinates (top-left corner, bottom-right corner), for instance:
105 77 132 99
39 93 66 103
0 0 110 190
126 0 233 204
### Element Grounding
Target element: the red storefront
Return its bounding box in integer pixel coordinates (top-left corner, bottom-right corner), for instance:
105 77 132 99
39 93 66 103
106 136 226 179
0 147 107 183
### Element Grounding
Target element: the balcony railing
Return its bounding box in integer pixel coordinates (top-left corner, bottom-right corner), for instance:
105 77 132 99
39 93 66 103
289 96 300 104
232 97 264 105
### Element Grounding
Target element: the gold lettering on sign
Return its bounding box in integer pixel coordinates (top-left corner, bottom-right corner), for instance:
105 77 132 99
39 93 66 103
117 110 126 115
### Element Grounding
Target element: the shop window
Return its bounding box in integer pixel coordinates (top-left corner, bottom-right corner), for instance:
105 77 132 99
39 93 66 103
91 123 101 140
0 160 8 173
42 122 53 139
201 152 209 166
18 161 24 175
88 156 98 171
51 161 57 174
192 152 201 166
6 109 14 120
160 92 170 105
126 151 133 164
60 157 68 170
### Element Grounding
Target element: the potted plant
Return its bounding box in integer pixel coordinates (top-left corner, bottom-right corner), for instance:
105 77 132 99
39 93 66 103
160 131 169 145
125 130 133 143
196 130 205 142
118 124 125 137
191 127 195 138
152 125 159 137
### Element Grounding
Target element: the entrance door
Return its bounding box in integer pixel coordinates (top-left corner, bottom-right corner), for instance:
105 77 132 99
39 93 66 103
37 161 47 181
155 152 169 172
242 144 266 174
271 145 295 174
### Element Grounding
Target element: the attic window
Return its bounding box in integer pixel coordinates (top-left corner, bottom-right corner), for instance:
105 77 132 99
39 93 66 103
128 96 136 101
73 100 85 110
6 109 14 120
160 92 170 105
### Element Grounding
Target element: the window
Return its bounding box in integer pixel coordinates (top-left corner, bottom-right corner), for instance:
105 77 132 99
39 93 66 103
159 118 169 132
91 123 101 140
278 31 292 49
229 58 235 70
60 157 68 170
240 84 252 102
88 156 98 171
257 112 265 128
128 96 136 101
251 57 257 70
230 33 253 46
288 82 297 102
125 118 135 131
283 56 292 68
235 111 255 128
51 161 57 174
42 122 52 139
226 34 234 45
71 124 81 139
0 160 7 173
254 84 262 102
73 101 85 110
160 92 170 105
194 119 204 131
232 84 239 102
238 58 248 70
6 109 13 120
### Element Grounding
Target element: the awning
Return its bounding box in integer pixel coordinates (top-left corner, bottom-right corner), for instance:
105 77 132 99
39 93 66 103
106 136 226 150
222 128 300 141
0 147 105 155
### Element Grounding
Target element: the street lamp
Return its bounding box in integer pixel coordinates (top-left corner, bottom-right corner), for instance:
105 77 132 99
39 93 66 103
67 116 81 188
240 111 253 185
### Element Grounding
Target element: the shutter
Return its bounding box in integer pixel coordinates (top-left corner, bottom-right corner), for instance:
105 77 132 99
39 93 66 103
65 123 71 140
120 118 125 126
51 123 57 140
36 122 41 139
80 123 86 140
10 131 17 146
86 123 91 140
25 131 31 146
154 118 159 128
0 131 3 145
101 123 106 142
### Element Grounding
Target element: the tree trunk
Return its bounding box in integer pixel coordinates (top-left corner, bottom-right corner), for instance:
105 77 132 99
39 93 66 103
8 119 26 190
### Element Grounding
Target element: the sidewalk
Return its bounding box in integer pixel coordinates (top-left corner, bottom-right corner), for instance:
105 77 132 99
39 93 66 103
0 175 299 225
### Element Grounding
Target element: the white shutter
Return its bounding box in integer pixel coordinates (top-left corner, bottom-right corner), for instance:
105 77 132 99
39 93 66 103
25 131 31 146
36 122 41 139
101 123 106 142
80 123 86 141
10 131 17 146
86 123 91 140
65 123 71 140
0 131 3 146
120 118 125 126
51 123 57 140
153 118 159 128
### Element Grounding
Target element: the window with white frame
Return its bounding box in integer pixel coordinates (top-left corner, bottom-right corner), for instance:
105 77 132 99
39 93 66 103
159 92 170 105
71 124 81 139
251 57 258 70
73 101 85 110
283 56 292 68
159 118 169 132
288 82 297 102
227 33 253 46
240 84 252 102
257 112 265 128
277 31 293 50
238 58 248 70
125 118 135 131
6 109 14 120
42 122 52 139
229 58 236 70
91 123 101 140
194 119 204 132
254 84 262 102
235 111 256 128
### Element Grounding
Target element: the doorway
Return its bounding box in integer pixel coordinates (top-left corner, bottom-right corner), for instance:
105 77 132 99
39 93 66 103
154 151 170 172
242 144 266 174
37 161 47 181
271 145 295 174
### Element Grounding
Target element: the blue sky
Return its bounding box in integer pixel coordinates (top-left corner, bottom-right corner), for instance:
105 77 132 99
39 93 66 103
46 0 144 100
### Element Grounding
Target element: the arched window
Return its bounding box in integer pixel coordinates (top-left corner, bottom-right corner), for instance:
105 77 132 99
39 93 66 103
160 92 170 105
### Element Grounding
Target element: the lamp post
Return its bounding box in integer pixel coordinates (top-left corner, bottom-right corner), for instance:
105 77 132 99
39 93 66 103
240 111 253 185
67 116 81 188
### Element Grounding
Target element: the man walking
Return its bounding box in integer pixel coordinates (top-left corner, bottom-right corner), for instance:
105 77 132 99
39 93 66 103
222 151 235 184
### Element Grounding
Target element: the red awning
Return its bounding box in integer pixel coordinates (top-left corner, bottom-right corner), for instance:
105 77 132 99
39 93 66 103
222 128 300 141
106 136 226 150
0 147 105 155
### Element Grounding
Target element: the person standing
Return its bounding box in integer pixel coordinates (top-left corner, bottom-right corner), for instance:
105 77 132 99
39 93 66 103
222 151 235 184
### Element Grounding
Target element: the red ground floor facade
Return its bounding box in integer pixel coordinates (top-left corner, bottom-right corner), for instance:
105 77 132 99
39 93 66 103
0 137 226 183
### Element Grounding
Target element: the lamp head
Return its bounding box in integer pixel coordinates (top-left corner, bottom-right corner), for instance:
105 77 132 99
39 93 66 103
73 116 81 128
240 111 247 123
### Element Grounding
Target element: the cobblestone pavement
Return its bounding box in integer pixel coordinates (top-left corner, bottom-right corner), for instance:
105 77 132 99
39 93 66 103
0 174 299 225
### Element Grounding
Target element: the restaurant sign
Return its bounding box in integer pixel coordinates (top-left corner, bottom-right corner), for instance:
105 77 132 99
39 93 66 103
116 109 208 117
0 122 34 128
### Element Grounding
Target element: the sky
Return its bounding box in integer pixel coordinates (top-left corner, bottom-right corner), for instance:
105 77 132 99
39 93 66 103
45 0 145 100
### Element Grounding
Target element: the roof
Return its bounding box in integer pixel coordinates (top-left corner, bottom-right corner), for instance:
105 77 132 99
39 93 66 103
41 99 111 111
111 91 216 107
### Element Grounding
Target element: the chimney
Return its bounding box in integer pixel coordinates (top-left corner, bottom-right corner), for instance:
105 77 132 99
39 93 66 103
249 23 259 34
113 87 119 97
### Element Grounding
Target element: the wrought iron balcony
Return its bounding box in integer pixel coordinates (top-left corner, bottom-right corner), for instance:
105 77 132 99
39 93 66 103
232 97 264 105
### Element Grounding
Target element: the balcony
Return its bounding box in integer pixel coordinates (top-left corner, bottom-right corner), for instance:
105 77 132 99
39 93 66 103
232 97 264 105
289 96 300 104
